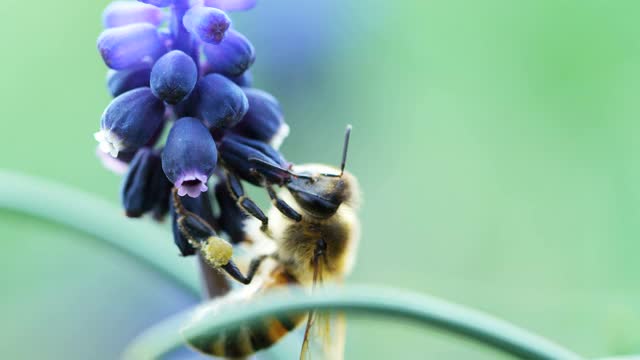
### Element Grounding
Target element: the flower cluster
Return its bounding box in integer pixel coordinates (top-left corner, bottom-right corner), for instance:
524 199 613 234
95 0 291 255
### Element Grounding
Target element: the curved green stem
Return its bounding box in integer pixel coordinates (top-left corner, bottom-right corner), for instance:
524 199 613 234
125 285 584 360
0 171 605 360
0 170 201 296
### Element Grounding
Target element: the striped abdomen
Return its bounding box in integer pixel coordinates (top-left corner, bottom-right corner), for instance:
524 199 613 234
192 266 305 358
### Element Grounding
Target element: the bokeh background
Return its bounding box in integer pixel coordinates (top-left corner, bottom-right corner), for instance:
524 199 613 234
1 0 640 359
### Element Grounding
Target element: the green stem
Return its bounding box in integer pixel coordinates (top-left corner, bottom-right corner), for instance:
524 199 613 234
126 285 584 360
0 170 201 297
0 171 608 360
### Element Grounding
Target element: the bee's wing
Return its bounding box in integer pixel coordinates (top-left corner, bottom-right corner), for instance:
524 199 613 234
299 310 346 360
299 255 347 360
322 312 346 360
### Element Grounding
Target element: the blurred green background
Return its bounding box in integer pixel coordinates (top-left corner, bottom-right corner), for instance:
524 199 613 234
1 0 640 359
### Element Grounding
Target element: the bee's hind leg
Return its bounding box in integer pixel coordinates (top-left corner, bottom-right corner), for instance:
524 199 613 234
225 171 269 229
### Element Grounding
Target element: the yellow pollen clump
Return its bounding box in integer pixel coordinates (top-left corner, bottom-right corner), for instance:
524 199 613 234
202 236 233 267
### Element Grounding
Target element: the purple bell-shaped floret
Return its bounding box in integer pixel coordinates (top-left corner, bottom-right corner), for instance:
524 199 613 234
121 147 172 218
98 23 167 70
194 73 248 129
138 0 174 8
95 87 165 157
162 117 218 198
103 1 164 28
150 50 198 104
203 0 256 12
232 88 289 148
202 29 255 77
183 6 231 44
107 68 152 97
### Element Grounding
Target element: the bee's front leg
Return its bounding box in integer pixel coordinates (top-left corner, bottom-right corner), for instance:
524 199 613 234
265 183 302 222
225 171 269 229
250 169 302 222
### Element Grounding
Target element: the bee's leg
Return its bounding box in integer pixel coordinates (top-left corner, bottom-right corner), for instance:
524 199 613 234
265 184 302 222
172 188 217 247
249 169 302 222
225 171 269 228
174 188 270 285
221 255 268 285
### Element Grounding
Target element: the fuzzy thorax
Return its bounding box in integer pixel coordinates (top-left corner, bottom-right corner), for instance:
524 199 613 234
256 189 361 285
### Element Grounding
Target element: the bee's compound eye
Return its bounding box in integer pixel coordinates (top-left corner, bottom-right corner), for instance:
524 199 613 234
291 190 340 219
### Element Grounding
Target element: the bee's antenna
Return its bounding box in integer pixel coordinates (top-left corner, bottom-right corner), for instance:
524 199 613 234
247 157 313 180
339 125 352 176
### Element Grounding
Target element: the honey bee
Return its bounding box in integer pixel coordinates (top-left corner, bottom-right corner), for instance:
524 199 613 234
173 126 361 359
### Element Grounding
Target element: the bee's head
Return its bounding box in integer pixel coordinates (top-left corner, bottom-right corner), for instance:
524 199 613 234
247 125 359 219
286 164 358 219
285 126 359 219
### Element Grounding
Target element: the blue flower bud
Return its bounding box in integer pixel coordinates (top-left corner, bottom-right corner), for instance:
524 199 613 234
170 192 216 256
232 88 289 149
95 87 165 157
219 134 289 186
195 74 248 129
139 0 174 7
162 117 218 198
107 67 151 97
183 6 231 44
121 148 172 218
202 29 255 77
150 50 198 104
203 0 256 11
103 1 164 28
98 23 167 70
227 70 253 87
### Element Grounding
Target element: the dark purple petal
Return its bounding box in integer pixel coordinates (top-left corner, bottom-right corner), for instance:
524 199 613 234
107 68 152 97
219 134 288 186
96 88 165 157
232 88 289 148
103 1 164 28
121 148 171 218
183 6 231 44
203 0 256 11
202 29 255 77
195 74 248 129
138 0 174 7
162 118 218 198
98 23 167 70
150 50 198 104
214 180 248 244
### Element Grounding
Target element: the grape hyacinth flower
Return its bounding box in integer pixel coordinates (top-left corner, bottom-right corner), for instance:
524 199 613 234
95 87 165 157
94 0 291 256
162 117 218 198
150 50 198 104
